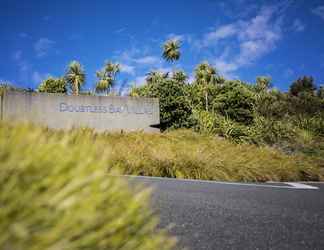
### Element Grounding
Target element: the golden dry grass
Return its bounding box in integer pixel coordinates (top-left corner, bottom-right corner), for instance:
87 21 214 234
0 122 175 250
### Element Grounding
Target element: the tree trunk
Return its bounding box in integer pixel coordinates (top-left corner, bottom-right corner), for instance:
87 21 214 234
75 82 79 95
205 90 208 112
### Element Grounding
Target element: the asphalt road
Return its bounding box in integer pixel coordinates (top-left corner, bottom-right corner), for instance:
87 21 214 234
126 176 324 250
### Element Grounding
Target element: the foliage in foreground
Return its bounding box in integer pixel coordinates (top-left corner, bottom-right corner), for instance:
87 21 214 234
3 122 323 183
0 122 175 250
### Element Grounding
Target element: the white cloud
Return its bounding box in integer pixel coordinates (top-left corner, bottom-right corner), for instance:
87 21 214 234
202 24 237 46
312 5 324 20
292 19 305 32
155 67 172 74
119 63 135 75
132 76 147 86
32 71 50 85
166 33 185 42
114 28 126 34
188 74 195 84
213 59 239 79
202 5 284 78
133 56 160 65
34 38 55 58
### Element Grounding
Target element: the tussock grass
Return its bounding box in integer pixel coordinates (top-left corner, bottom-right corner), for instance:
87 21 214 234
0 122 175 250
106 129 323 182
2 122 321 183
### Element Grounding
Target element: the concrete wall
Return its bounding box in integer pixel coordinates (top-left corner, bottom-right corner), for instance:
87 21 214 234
1 91 160 132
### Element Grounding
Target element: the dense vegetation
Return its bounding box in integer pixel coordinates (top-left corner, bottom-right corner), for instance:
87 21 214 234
131 70 324 159
1 38 323 173
0 122 175 250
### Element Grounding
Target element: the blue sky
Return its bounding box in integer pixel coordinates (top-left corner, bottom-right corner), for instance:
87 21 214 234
1 0 324 92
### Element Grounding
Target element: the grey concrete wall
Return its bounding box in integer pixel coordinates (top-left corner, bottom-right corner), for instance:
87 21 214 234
1 91 160 132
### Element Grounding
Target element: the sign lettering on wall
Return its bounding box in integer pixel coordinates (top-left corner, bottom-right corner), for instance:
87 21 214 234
59 102 153 115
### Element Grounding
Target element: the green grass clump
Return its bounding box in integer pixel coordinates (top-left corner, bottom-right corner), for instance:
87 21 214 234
0 122 175 250
107 129 323 182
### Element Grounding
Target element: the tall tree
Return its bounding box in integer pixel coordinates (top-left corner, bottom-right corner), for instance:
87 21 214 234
38 77 67 94
289 76 316 96
194 62 218 111
95 61 120 94
65 61 85 95
162 39 181 63
317 85 324 99
172 70 187 84
255 76 272 92
146 71 169 85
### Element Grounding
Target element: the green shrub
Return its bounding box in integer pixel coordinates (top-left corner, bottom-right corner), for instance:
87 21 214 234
37 77 67 94
191 109 217 135
131 78 193 130
0 122 175 250
212 81 256 125
248 116 296 146
213 115 249 143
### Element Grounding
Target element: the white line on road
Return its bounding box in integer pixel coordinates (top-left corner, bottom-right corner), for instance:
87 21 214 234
285 182 319 190
114 175 319 190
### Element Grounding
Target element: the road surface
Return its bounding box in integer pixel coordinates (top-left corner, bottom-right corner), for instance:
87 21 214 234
126 176 324 250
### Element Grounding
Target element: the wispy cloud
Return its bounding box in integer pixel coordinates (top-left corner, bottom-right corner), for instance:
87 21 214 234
132 75 147 86
32 71 51 85
199 5 285 78
34 38 55 58
11 49 31 81
119 63 135 75
292 19 305 32
166 33 186 42
114 27 126 34
133 56 160 65
312 5 324 20
12 50 22 61
201 24 238 47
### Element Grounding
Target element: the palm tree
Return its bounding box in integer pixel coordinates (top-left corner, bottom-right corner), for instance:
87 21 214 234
95 61 120 94
194 62 218 111
65 61 85 95
162 39 181 63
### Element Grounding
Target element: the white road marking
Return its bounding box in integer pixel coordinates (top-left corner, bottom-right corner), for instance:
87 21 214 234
113 175 319 190
285 182 319 190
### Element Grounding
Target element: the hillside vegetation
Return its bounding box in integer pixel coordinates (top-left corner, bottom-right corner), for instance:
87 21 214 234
1 122 322 183
1 39 324 182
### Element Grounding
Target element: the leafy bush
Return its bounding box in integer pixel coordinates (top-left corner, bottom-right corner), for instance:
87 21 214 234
131 78 193 130
212 81 256 125
0 122 175 250
191 109 217 135
38 77 67 94
289 76 316 96
248 116 296 146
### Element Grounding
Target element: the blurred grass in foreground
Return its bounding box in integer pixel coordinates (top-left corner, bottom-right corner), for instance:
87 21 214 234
0 122 175 250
